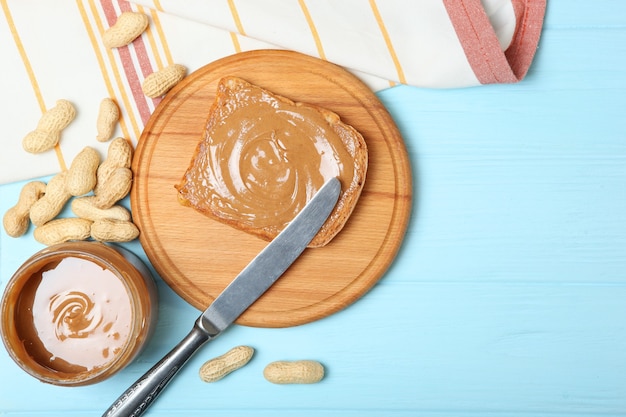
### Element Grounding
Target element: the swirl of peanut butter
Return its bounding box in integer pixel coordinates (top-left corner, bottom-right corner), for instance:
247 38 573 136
200 87 354 232
50 291 103 341
30 257 132 371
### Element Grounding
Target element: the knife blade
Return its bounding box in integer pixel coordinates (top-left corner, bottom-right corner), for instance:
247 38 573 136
103 176 341 417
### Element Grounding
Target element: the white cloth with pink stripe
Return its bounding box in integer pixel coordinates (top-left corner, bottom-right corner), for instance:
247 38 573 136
133 0 546 89
0 0 545 184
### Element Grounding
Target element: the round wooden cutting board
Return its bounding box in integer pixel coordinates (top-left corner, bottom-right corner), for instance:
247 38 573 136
131 50 412 328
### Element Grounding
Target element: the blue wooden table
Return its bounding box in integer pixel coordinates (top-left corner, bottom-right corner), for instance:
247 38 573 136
1 1 625 415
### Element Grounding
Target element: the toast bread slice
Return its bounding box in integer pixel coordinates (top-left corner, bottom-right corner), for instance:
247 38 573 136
175 76 367 247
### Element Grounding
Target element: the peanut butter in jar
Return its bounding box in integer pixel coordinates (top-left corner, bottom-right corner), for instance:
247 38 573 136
0 241 158 386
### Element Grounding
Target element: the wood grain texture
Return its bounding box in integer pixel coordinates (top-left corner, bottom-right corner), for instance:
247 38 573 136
130 50 412 328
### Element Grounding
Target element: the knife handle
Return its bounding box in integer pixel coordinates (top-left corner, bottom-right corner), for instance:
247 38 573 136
102 323 210 417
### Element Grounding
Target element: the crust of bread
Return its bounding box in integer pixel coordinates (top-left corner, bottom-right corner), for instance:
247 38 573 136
175 76 367 247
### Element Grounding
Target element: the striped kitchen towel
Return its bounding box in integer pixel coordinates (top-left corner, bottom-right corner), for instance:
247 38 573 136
0 0 545 184
132 0 546 88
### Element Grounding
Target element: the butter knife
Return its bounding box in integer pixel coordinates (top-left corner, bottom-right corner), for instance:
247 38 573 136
103 177 341 417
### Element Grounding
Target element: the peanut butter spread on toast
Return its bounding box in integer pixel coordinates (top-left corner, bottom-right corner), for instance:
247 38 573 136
175 76 367 247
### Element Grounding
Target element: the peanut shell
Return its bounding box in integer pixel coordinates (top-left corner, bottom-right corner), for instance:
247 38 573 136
34 218 93 246
65 146 100 196
96 98 120 142
142 64 186 98
263 360 325 384
102 12 149 48
2 181 46 237
90 218 139 242
199 346 254 383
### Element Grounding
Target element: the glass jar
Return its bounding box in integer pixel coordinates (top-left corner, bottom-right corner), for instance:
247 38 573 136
0 241 158 386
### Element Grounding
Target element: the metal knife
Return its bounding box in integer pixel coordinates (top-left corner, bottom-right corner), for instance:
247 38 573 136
103 177 341 417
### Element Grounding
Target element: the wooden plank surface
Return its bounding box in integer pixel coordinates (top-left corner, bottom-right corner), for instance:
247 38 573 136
1 1 625 415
